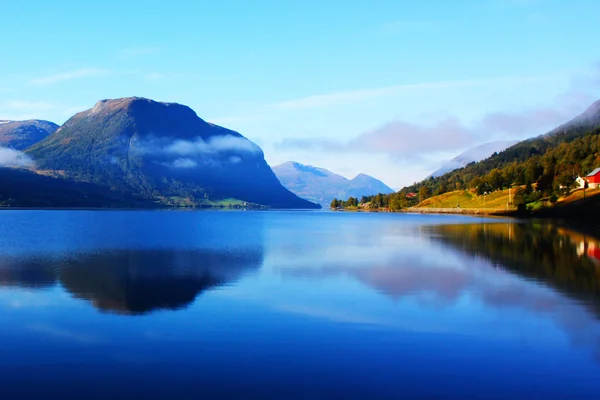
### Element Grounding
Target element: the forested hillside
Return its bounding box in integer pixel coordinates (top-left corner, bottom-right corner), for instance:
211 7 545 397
332 101 600 211
400 124 600 200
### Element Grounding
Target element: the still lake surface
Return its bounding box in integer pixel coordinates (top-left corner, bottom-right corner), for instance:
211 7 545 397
1 210 600 399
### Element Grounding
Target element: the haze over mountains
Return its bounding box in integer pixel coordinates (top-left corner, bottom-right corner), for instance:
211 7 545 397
429 140 520 178
1 97 319 209
273 161 394 207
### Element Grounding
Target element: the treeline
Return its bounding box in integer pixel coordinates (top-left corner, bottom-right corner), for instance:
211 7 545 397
397 125 600 203
330 192 416 210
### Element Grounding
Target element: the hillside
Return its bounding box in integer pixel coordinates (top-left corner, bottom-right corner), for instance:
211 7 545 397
415 188 514 210
0 120 58 150
429 140 519 178
26 97 319 209
0 167 159 208
332 100 600 214
273 161 394 207
397 100 600 205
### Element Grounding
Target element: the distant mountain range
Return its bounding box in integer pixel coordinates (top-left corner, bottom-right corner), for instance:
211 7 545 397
272 161 394 207
429 140 519 178
0 120 58 150
1 97 319 209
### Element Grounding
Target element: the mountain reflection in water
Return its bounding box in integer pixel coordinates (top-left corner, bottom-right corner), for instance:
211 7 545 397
0 248 263 314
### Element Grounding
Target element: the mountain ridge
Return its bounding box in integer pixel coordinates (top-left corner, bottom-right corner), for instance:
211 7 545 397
429 140 520 178
0 119 59 150
273 161 394 207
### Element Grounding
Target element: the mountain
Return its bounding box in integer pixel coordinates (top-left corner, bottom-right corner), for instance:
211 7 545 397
0 119 58 150
0 168 159 208
272 161 394 207
395 99 600 205
549 100 600 134
429 140 519 178
26 97 319 209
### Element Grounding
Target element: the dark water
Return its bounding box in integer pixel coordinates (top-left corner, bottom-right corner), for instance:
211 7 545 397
1 210 600 399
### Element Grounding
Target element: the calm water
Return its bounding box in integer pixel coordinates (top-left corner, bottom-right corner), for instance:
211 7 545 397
1 210 600 399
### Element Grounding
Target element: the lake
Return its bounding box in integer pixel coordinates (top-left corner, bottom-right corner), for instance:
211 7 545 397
1 210 599 399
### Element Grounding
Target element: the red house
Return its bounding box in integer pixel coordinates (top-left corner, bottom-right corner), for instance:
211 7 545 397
406 192 418 199
587 167 600 189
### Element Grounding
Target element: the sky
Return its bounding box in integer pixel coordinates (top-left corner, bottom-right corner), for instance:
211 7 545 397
1 0 599 188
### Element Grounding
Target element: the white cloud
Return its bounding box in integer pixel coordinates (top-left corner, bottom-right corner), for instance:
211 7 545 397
268 74 561 110
0 147 35 167
163 135 261 156
29 68 111 85
171 158 197 169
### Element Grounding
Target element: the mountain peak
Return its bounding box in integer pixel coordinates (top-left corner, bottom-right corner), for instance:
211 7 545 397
272 162 394 207
87 97 197 118
0 119 59 150
352 173 370 180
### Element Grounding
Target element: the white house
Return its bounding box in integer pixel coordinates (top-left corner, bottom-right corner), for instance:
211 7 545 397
575 175 587 189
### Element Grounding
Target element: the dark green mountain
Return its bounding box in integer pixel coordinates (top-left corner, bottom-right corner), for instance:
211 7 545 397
26 97 319 209
0 168 158 208
0 119 58 150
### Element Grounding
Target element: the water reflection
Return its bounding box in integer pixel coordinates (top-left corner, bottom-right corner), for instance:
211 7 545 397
0 248 263 314
428 223 600 301
278 221 600 356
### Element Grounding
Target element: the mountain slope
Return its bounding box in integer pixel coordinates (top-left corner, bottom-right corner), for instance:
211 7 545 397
273 161 394 206
0 167 158 208
429 140 519 178
26 97 319 209
398 99 600 200
0 120 58 150
549 100 600 134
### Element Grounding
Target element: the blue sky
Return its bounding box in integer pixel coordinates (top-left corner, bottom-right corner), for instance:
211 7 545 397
1 0 599 187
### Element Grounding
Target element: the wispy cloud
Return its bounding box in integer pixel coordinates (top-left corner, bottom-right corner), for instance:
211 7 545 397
0 100 61 120
268 74 560 110
29 68 111 85
274 102 589 160
274 65 600 159
0 147 35 167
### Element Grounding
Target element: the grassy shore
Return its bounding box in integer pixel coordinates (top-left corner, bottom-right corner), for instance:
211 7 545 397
333 188 600 218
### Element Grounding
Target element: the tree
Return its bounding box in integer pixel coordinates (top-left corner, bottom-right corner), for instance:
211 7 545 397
330 198 339 209
488 169 503 191
419 186 431 201
556 172 575 195
389 195 408 211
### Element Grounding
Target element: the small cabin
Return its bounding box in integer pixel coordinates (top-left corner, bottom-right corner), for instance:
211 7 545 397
406 192 418 199
586 168 600 189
